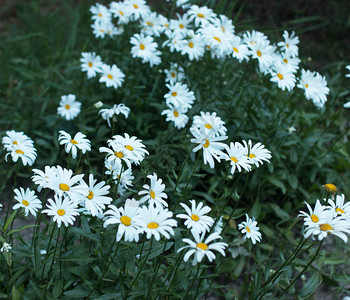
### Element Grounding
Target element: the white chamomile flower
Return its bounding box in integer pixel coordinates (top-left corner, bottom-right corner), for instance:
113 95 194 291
198 24 232 57
161 104 189 129
170 13 192 37
58 131 91 159
177 199 214 234
130 33 161 67
270 63 296 92
230 35 250 62
80 52 103 78
177 231 227 266
110 1 131 24
91 20 114 39
125 0 150 21
162 30 183 53
140 12 164 37
5 143 37 166
32 166 57 192
1 243 12 252
298 199 329 230
99 140 132 169
277 30 299 58
12 187 42 217
79 174 112 217
188 5 216 27
138 173 168 208
42 194 80 228
90 3 111 24
238 214 262 244
138 205 177 241
280 52 300 73
164 82 196 111
99 64 125 89
103 199 142 242
242 140 271 167
327 194 350 221
212 14 235 35
249 39 276 73
179 31 205 61
57 94 81 121
2 130 34 151
243 30 269 47
104 160 134 189
164 63 185 83
99 103 130 127
190 126 227 169
223 142 252 174
192 111 227 137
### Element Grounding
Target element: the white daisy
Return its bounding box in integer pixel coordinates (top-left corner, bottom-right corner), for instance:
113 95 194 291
42 194 80 228
103 199 143 242
249 39 276 73
298 199 329 229
138 173 168 208
198 24 232 57
130 33 161 67
2 130 34 151
99 64 125 89
32 166 57 192
327 194 350 221
164 63 185 83
124 0 150 21
238 214 262 244
162 30 183 53
242 140 271 167
138 205 177 241
170 13 192 37
90 3 111 24
277 30 299 58
177 231 227 266
223 142 252 174
230 35 250 62
179 31 205 61
212 14 235 35
5 143 37 166
104 160 134 189
187 5 216 27
58 131 91 159
1 243 12 252
270 63 296 92
80 52 103 78
12 187 42 217
161 104 189 129
57 94 81 121
110 1 131 24
164 82 196 111
177 199 214 234
140 12 164 37
280 52 300 73
192 111 227 137
99 140 132 169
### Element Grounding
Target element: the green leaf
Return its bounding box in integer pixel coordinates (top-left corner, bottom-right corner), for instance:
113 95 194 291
30 280 44 299
11 285 21 300
267 176 287 194
52 279 64 299
6 224 39 237
4 211 17 232
64 287 90 297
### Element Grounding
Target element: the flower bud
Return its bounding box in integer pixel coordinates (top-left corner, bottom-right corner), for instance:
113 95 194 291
94 101 103 109
323 183 337 194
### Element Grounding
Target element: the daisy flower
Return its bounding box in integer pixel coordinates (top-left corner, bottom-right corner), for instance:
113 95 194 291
2 130 34 151
190 126 227 169
42 194 80 228
140 12 164 37
280 52 300 73
164 63 185 83
249 39 276 72
177 199 214 234
192 111 227 137
58 131 91 159
177 231 227 266
298 199 329 229
170 13 192 37
5 143 37 166
277 31 299 58
297 69 329 108
164 82 196 111
327 194 350 221
104 160 134 189
99 103 130 127
124 0 150 21
179 31 205 61
138 205 177 241
162 30 183 53
188 5 217 27
80 52 103 79
198 24 232 57
32 166 57 192
103 199 143 242
1 243 12 253
161 104 189 129
90 3 111 24
130 33 161 66
223 142 252 174
99 140 132 169
138 173 168 208
48 165 86 201
99 64 125 89
243 30 269 46
303 209 350 243
91 20 116 39
242 140 271 167
270 63 296 92
230 35 250 62
12 187 42 217
57 94 81 121
212 14 235 35
110 1 131 24
238 214 262 244
79 174 112 217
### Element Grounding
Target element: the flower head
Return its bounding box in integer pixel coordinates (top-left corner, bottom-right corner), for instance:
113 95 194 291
138 173 168 208
58 131 91 159
238 214 262 244
57 94 81 120
12 187 42 217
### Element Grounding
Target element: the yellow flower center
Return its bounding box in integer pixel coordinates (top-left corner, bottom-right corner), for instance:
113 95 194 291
188 42 194 48
203 139 210 148
336 208 345 214
147 222 159 229
119 10 124 16
120 215 131 226
170 72 176 78
125 145 133 151
286 43 289 48
283 58 288 64
59 183 70 191
257 50 262 57
305 84 309 88
146 21 154 27
196 242 208 250
246 226 251 233
323 183 337 193
191 214 199 221
65 104 70 110
150 190 156 199
139 43 145 50
87 191 94 200
233 47 239 53
88 61 93 68
15 149 24 154
13 141 18 145
214 36 221 43
22 200 29 206
164 24 169 28
115 151 124 158
319 223 333 232
57 209 65 216
173 110 179 117
221 26 225 32
277 73 284 80
98 13 102 17
311 214 319 223
70 139 78 145
100 29 105 33
107 74 114 79
133 4 138 9
172 92 177 97
249 153 256 159
179 24 184 29
197 13 205 18
204 123 212 129
230 156 238 163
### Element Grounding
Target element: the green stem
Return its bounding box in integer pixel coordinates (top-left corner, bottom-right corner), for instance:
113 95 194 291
183 264 201 299
41 224 56 280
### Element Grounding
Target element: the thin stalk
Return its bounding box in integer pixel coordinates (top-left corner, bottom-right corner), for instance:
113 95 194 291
183 264 201 299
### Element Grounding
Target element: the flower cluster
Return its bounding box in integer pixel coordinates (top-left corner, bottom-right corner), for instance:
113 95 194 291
299 194 350 242
2 130 37 166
